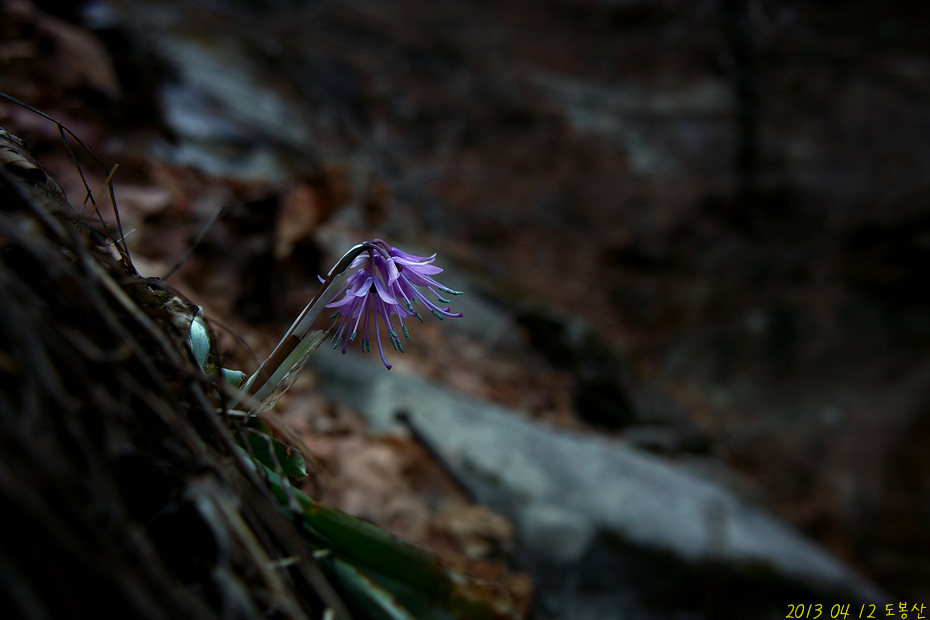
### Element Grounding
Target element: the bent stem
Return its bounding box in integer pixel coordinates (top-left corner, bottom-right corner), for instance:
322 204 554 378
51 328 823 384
232 241 371 409
235 241 376 411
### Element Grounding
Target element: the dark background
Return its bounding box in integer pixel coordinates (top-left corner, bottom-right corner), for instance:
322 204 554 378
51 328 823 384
2 0 928 611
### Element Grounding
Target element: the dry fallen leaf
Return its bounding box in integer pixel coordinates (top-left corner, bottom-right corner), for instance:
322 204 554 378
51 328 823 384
112 185 173 217
323 436 432 543
431 503 515 561
275 182 322 260
3 0 121 100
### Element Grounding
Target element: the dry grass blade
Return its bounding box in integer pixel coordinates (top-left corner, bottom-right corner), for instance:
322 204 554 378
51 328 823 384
0 91 132 266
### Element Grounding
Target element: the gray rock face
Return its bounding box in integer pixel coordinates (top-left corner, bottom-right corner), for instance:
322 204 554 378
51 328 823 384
532 73 734 177
98 1 318 182
309 352 887 618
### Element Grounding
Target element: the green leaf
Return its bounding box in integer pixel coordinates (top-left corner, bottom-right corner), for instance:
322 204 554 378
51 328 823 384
220 368 248 390
244 431 308 480
328 558 418 620
240 451 519 620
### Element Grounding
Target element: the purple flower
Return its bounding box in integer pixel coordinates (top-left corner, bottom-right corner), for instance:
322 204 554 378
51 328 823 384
325 240 462 369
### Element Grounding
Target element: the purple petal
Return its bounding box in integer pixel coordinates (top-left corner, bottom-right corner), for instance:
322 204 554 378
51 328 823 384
326 294 363 309
349 276 374 297
390 247 437 263
401 270 445 289
383 258 400 285
404 263 444 276
373 276 398 304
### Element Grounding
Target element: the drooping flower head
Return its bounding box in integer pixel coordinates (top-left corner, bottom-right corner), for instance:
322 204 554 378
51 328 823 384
325 240 462 369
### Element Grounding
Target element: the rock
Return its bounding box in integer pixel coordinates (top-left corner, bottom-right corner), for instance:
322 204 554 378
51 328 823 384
533 74 734 177
99 2 318 182
309 351 889 618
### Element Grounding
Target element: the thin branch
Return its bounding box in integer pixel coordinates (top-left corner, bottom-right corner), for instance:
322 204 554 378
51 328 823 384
162 201 227 281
